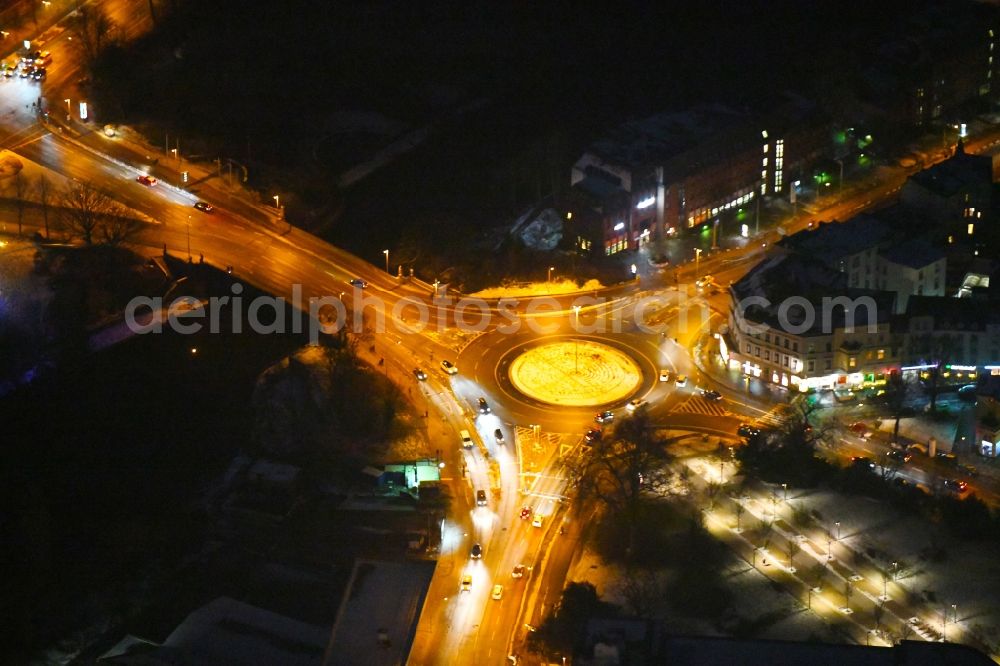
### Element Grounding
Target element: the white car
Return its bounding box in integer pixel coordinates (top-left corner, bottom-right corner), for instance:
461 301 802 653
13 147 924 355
532 514 543 528
440 359 458 375
659 369 671 382
695 275 714 289
491 584 504 600
675 375 688 387
626 398 646 412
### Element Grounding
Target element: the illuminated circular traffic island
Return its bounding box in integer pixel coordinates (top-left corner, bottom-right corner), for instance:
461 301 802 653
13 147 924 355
508 339 642 407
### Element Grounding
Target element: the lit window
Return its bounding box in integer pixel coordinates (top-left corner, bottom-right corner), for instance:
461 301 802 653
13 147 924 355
762 157 768 167
763 144 769 153
877 349 885 360
775 139 784 158
849 357 857 369
968 223 975 235
761 130 768 139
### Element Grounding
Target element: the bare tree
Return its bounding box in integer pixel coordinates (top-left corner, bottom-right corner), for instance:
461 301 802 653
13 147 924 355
59 182 127 246
70 6 119 65
36 174 53 238
567 406 672 558
788 538 800 570
99 212 142 247
13 170 28 236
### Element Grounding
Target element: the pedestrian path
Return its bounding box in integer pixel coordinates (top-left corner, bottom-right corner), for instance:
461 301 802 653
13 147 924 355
675 395 729 417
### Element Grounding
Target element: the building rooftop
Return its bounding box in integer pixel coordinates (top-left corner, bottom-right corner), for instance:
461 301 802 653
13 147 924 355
326 559 435 666
907 143 994 199
905 295 1000 331
779 214 892 263
732 251 894 334
880 238 945 269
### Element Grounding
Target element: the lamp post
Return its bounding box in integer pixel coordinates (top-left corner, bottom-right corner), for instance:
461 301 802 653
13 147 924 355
548 266 555 282
835 521 841 540
782 482 788 502
383 249 390 274
694 247 702 277
892 561 898 581
63 97 70 121
573 306 581 373
272 194 280 211
186 215 191 261
171 147 178 162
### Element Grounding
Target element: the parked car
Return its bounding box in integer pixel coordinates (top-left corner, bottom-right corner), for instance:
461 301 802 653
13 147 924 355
850 456 875 470
136 174 157 186
412 368 427 381
440 359 458 375
595 410 614 424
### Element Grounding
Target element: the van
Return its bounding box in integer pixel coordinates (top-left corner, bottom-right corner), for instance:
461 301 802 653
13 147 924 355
460 429 473 448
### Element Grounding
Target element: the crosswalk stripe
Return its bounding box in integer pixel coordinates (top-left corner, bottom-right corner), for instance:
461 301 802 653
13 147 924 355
675 396 729 417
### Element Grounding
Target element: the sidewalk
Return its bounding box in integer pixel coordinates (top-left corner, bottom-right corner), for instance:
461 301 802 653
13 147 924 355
692 329 792 411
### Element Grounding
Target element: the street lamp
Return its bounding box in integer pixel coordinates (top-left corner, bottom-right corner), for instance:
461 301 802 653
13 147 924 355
834 158 844 201
171 147 178 161
548 266 555 282
892 561 898 581
186 215 191 261
64 97 71 120
694 247 703 277
782 483 788 502
383 249 390 274
272 194 280 210
835 521 841 540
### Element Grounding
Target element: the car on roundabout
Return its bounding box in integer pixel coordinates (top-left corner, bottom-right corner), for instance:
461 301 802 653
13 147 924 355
460 575 473 592
532 514 543 528
440 359 458 375
626 398 646 412
412 368 427 381
675 375 688 387
193 201 214 213
519 506 532 520
595 410 614 424
659 369 671 382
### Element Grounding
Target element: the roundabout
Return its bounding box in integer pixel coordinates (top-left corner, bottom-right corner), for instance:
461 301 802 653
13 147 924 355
507 339 642 407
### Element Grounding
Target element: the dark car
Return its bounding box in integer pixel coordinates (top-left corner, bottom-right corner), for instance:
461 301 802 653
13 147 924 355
193 201 214 213
136 174 157 186
476 490 487 507
887 449 912 464
519 506 532 520
31 67 45 81
595 410 614 424
470 543 483 559
478 397 490 414
944 479 969 493
700 389 722 401
957 384 978 403
348 278 367 288
412 368 427 381
584 428 602 443
850 456 875 470
737 423 760 438
494 428 504 444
